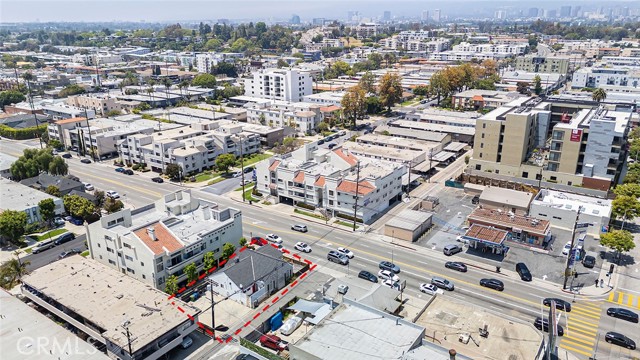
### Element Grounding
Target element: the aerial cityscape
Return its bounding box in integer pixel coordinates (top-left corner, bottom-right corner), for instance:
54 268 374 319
0 1 639 359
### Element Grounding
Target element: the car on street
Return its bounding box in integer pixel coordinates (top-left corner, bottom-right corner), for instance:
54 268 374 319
151 177 164 183
251 237 268 246
382 279 401 291
124 169 134 175
53 232 75 245
471 195 480 204
379 261 400 273
480 278 504 291
337 247 354 259
443 244 463 256
605 332 636 350
233 171 242 178
70 146 79 152
106 190 120 199
32 239 56 254
327 250 349 265
534 317 564 336
59 248 82 259
419 283 438 295
516 262 532 281
431 277 454 291
82 182 94 191
265 234 283 244
260 335 288 351
378 270 400 282
562 241 572 255
291 224 308 232
243 166 254 174
80 158 92 164
294 242 311 253
61 153 72 159
115 167 125 173
358 270 378 283
543 298 572 312
582 254 596 268
445 261 467 272
607 308 639 323
327 143 337 149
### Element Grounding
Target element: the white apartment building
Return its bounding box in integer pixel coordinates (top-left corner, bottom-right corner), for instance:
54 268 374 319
572 67 640 93
72 52 123 66
195 52 244 73
244 69 313 102
86 190 243 290
303 91 346 106
429 51 514 61
42 102 96 120
246 101 323 134
451 42 528 55
255 143 405 223
354 23 382 39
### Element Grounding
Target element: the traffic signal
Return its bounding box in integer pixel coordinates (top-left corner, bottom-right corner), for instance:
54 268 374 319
609 264 615 274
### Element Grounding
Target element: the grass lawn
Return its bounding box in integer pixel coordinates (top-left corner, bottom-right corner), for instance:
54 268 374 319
207 177 227 185
195 172 216 182
234 182 254 191
335 220 357 228
294 208 326 220
243 187 260 202
34 228 68 241
24 248 33 254
81 250 90 257
400 99 418 106
238 153 272 167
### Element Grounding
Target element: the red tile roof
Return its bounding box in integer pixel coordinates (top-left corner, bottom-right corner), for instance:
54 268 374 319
468 208 550 236
471 95 484 101
333 148 358 166
134 222 183 255
314 176 326 187
55 117 87 125
269 160 280 172
337 180 375 195
293 172 305 183
320 105 341 112
465 224 508 244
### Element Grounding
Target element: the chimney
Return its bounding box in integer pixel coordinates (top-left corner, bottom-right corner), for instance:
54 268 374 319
449 349 457 360
202 205 210 220
147 226 156 241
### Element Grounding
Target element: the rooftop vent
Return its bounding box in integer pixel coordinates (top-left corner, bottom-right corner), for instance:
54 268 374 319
147 226 156 241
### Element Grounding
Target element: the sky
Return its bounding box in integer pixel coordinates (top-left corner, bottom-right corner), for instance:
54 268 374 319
0 0 634 23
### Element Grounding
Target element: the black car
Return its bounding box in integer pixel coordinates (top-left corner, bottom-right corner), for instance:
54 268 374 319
379 261 400 273
53 232 75 246
471 195 480 204
534 317 564 336
318 139 325 145
66 174 80 182
582 255 596 268
151 177 164 183
516 262 532 281
358 270 378 283
80 158 92 164
124 169 134 175
480 278 504 291
445 261 467 272
607 308 639 323
243 166 254 174
61 153 72 159
543 298 572 312
605 332 636 350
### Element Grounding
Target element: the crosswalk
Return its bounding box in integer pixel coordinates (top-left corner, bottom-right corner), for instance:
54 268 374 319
607 291 640 309
558 301 602 358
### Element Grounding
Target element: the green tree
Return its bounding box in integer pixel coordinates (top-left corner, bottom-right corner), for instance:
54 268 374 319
516 82 531 95
204 38 223 51
38 198 56 225
59 84 86 97
239 237 247 247
103 197 124 214
611 195 640 222
203 251 216 270
0 210 28 245
222 242 236 260
45 185 61 197
277 59 289 68
317 121 329 132
48 156 68 176
94 190 106 208
191 73 217 88
216 153 236 174
429 71 451 105
184 263 198 283
341 85 366 129
0 258 31 290
0 90 26 110
592 88 607 102
533 75 543 95
365 96 382 114
165 275 179 295
378 73 403 111
600 229 635 259
613 184 640 198
367 53 383 69
165 163 182 180
623 163 640 184
63 194 96 220
358 71 376 94
412 85 430 96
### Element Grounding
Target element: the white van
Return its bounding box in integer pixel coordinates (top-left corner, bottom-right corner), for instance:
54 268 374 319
32 239 56 254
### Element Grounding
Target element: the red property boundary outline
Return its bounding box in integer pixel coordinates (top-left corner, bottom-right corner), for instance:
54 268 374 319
166 238 317 344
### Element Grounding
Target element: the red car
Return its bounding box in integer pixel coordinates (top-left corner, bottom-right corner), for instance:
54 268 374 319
259 335 288 351
251 237 268 246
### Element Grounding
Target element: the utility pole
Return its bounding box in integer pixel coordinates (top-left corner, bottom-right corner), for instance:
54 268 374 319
84 109 96 162
428 149 433 183
563 207 583 290
94 51 101 90
240 135 246 202
209 279 217 341
406 161 412 198
352 161 360 231
121 321 133 357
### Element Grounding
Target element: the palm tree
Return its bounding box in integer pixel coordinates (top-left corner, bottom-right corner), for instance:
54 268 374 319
179 80 190 101
162 78 172 121
146 87 155 107
0 256 30 289
592 88 607 103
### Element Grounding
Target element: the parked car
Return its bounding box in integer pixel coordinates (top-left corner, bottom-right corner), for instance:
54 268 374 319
431 276 454 291
291 224 308 232
607 308 639 323
543 298 572 312
233 171 242 178
115 167 125 173
534 317 564 336
236 355 259 360
480 278 504 291
124 169 134 175
327 250 349 265
32 239 56 254
471 195 480 204
280 315 304 336
337 247 354 259
443 244 463 256
582 254 596 268
106 190 120 199
419 283 438 295
605 332 636 350
69 217 84 226
378 270 400 282
562 241 572 255
243 166 254 174
327 143 337 149
83 182 94 191
259 335 288 351
294 242 311 253
59 248 82 259
265 234 283 244
445 261 467 272
53 217 65 226
61 153 72 159
251 237 268 246
151 177 164 183
53 232 75 246
180 336 193 349
80 158 92 164
379 261 400 273
516 262 532 281
381 279 401 291
358 270 378 283
318 139 325 145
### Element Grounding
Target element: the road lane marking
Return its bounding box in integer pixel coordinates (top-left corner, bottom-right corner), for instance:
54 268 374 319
567 325 597 337
564 330 597 341
558 344 592 357
608 292 615 302
560 339 593 351
70 168 163 197
563 335 595 347
570 310 601 320
568 317 599 328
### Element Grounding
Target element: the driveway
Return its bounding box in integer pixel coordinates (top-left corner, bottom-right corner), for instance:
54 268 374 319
201 177 242 195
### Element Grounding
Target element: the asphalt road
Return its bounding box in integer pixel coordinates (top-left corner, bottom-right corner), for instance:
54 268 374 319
21 234 87 271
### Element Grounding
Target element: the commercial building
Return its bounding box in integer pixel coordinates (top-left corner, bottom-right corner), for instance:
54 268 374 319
65 94 121 116
20 256 200 360
467 208 550 247
255 143 405 223
388 119 475 144
244 69 312 102
451 90 523 110
478 187 535 215
515 56 570 75
0 178 63 224
86 190 243 290
384 209 433 242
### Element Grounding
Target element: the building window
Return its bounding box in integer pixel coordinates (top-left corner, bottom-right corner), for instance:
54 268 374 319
108 259 116 265
107 247 114 253
475 164 481 170
142 275 146 279
522 172 529 178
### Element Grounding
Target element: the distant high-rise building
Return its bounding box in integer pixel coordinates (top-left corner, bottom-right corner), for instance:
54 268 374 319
422 10 430 21
544 9 557 18
433 9 441 22
560 6 572 17
571 6 581 17
347 11 360 22
312 18 325 25
291 14 301 24
494 10 507 20
383 11 391 21
528 8 539 17
621 7 630 16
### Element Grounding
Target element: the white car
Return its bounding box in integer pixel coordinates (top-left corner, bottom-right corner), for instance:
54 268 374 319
337 247 354 259
378 270 400 282
280 314 304 336
382 279 401 291
294 242 311 253
419 283 438 295
266 234 283 244
83 183 94 191
562 241 572 255
106 190 120 199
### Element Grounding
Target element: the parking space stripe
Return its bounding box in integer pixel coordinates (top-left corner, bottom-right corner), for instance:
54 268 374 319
560 339 594 351
559 344 592 357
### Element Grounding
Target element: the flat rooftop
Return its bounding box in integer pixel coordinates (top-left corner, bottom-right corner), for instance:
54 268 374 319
342 142 425 162
480 186 534 209
468 208 550 236
20 256 199 353
533 189 612 217
356 133 439 152
465 224 508 244
0 178 59 212
374 125 450 143
390 119 476 136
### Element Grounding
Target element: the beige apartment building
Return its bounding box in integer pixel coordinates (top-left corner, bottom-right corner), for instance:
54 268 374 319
515 56 570 75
